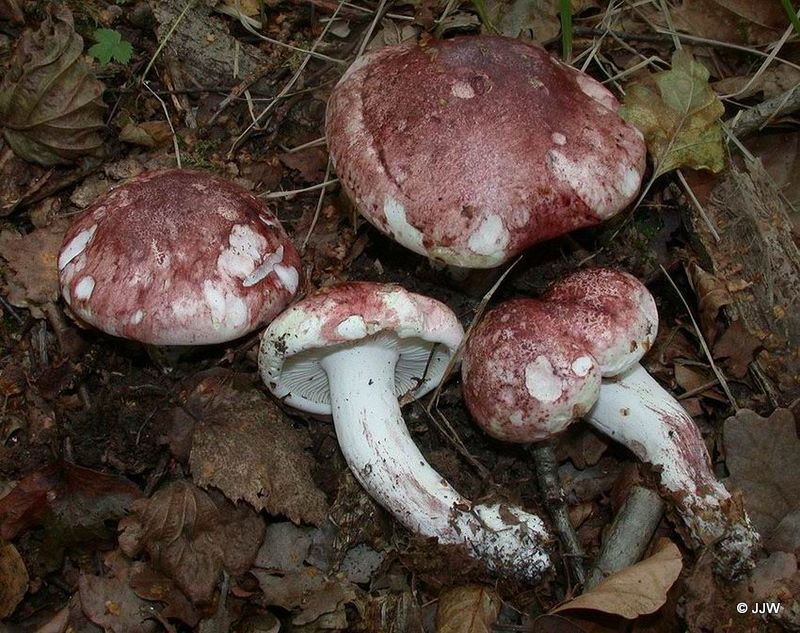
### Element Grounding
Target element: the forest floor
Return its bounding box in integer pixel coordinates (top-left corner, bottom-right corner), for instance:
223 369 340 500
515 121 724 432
0 0 799 631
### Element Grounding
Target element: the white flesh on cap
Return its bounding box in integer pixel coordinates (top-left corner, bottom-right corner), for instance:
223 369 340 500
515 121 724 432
318 336 552 581
586 364 759 578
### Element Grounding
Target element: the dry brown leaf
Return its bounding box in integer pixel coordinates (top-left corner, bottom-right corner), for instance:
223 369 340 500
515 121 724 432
435 585 501 633
79 554 158 633
672 0 790 46
0 219 68 318
118 120 172 148
713 320 762 378
129 565 200 627
724 408 800 537
222 0 261 16
0 542 28 619
186 370 328 526
552 539 682 619
688 262 732 343
118 480 265 603
0 5 106 165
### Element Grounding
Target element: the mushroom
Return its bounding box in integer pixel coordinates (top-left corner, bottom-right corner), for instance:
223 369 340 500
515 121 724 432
258 282 552 581
58 169 302 346
326 36 646 268
462 268 759 578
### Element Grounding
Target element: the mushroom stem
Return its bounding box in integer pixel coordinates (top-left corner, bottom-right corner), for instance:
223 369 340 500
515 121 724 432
584 363 759 578
319 338 552 581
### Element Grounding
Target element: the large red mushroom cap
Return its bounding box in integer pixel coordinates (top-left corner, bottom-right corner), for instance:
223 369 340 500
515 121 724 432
58 169 302 345
326 36 646 268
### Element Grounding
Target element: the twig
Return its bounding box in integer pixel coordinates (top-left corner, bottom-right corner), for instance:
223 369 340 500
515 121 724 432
261 179 338 199
531 439 586 588
585 485 664 590
302 157 333 251
677 170 720 242
143 80 182 169
727 83 800 138
141 0 198 83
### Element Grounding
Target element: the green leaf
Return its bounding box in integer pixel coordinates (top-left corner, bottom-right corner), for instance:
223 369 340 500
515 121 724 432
88 28 133 65
619 50 726 178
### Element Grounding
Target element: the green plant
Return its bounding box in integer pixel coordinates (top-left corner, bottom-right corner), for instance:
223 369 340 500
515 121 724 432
88 28 133 65
560 0 572 60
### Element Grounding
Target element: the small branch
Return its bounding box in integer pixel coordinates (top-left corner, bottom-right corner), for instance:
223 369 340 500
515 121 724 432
531 439 586 588
728 84 800 138
585 485 664 590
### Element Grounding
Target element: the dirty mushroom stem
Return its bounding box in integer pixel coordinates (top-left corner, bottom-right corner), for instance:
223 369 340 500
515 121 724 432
319 335 551 580
586 362 759 578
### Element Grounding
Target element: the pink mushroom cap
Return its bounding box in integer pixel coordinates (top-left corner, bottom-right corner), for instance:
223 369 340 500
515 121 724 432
462 268 657 442
326 36 647 268
259 282 464 416
58 169 303 345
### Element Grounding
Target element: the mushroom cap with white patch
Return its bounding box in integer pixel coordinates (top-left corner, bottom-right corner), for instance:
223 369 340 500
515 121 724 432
258 282 464 416
326 36 647 268
462 268 658 442
462 298 602 443
58 169 302 345
542 268 658 377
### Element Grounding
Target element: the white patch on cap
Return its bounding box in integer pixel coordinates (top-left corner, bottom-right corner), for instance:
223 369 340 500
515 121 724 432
203 280 248 329
243 245 284 288
335 315 367 340
218 224 269 280
468 215 509 257
130 310 145 325
548 149 637 219
58 225 97 270
74 276 96 301
574 73 617 111
383 197 425 254
571 355 594 377
618 166 642 199
552 132 567 146
274 264 299 294
524 356 563 403
451 81 475 99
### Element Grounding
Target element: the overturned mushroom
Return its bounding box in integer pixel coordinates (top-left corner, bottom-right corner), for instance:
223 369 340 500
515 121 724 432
258 282 552 581
58 169 302 345
326 36 646 268
462 268 759 578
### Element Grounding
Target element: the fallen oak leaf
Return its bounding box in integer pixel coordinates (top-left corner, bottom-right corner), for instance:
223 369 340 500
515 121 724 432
551 539 682 619
713 319 763 378
0 461 141 541
620 50 725 179
0 220 69 318
0 542 28 619
186 370 328 526
724 408 799 537
435 584 501 633
118 480 265 604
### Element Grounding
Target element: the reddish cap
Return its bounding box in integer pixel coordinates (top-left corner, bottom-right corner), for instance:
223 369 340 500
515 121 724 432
462 268 657 442
543 268 658 376
462 299 601 443
58 169 302 345
259 282 464 416
326 36 646 268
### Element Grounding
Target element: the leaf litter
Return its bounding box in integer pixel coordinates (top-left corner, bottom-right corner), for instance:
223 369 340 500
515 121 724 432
2 0 800 630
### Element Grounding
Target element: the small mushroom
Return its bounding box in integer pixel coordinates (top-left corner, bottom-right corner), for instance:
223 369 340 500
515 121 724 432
326 36 646 268
58 169 302 346
462 268 759 578
258 282 552 581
